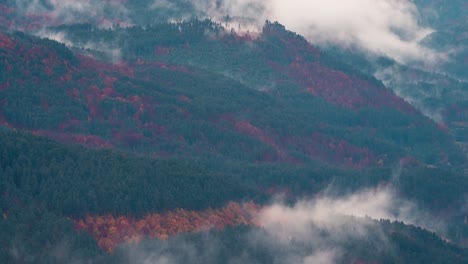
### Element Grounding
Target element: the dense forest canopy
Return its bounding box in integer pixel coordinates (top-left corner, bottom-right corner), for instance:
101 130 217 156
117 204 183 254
0 0 467 263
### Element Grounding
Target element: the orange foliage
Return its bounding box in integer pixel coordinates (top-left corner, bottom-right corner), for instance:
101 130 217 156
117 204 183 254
0 33 15 50
74 201 260 252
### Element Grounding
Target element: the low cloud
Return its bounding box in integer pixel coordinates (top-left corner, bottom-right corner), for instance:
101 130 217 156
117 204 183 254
252 187 408 263
270 0 437 64
14 0 131 27
14 0 441 64
150 0 177 11
187 0 440 65
36 29 122 63
117 186 444 264
117 233 221 264
374 65 448 123
36 30 74 46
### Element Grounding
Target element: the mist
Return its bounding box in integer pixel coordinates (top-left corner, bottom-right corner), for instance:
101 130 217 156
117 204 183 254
36 29 123 63
14 0 132 27
187 0 440 65
12 0 440 65
115 186 443 264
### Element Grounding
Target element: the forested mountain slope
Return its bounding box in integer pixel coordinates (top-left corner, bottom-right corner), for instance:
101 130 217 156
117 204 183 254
0 22 464 169
0 0 467 263
1 128 467 263
320 0 468 163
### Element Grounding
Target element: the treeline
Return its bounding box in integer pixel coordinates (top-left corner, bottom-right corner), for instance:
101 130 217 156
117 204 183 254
107 220 468 264
0 129 255 218
1 128 467 227
1 127 467 262
0 128 254 262
34 21 466 168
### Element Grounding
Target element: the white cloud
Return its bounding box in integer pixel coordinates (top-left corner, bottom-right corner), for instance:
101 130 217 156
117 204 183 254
15 0 440 64
374 65 448 123
257 187 405 246
36 29 122 63
302 250 340 264
258 186 443 239
150 0 177 10
252 186 445 264
15 0 130 27
114 186 445 264
191 0 440 64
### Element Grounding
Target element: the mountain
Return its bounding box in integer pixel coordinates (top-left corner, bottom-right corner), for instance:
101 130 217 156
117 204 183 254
0 1 467 263
1 22 463 168
2 127 467 263
320 0 468 166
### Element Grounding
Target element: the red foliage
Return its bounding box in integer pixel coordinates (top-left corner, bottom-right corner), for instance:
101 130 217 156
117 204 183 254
74 201 260 252
0 81 9 91
0 17 11 28
67 88 81 99
103 75 118 89
154 45 172 56
263 186 292 197
286 59 415 112
0 4 14 15
0 2 135 31
0 32 15 50
0 99 12 127
176 95 192 103
142 123 168 138
233 119 293 162
235 120 275 146
399 156 421 168
112 131 146 147
259 29 415 112
58 119 83 132
285 132 377 168
34 130 114 148
78 55 134 77
436 122 449 133
221 33 258 43
227 117 376 167
0 48 178 150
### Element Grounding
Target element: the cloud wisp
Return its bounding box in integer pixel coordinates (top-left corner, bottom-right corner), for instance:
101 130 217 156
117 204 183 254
252 187 411 263
184 0 440 65
14 0 132 28
36 29 123 63
13 0 441 64
116 186 443 264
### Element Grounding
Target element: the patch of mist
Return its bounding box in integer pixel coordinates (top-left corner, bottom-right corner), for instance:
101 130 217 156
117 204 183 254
118 233 221 264
185 0 442 66
12 0 448 68
150 0 175 10
36 29 122 63
14 0 132 28
374 65 446 123
116 185 446 264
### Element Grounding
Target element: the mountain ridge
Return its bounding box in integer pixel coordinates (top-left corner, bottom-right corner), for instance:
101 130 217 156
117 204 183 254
0 1 467 262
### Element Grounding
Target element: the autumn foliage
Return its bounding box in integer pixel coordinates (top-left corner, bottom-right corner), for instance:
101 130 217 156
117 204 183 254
0 20 458 169
74 202 260 252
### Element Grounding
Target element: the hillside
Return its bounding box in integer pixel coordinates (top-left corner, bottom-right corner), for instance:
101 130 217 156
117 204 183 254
0 22 464 169
1 128 467 263
320 0 468 164
0 0 467 263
